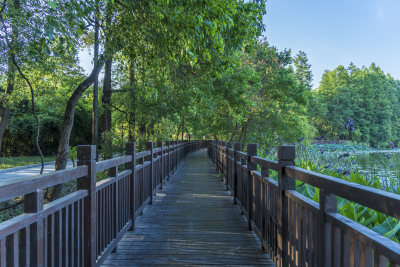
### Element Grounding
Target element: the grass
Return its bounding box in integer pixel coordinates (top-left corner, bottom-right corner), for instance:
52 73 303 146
0 156 55 170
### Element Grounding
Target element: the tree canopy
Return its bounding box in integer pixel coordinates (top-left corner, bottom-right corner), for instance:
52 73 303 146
0 0 399 169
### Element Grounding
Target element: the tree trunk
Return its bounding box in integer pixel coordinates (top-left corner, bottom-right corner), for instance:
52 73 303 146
129 55 136 142
51 60 104 200
100 2 113 140
0 0 18 156
238 115 252 150
181 115 184 141
229 123 238 142
56 60 104 170
0 62 15 155
175 122 181 141
101 58 112 132
91 0 100 158
52 60 104 200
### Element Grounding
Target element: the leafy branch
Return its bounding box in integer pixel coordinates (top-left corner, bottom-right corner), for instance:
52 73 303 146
0 12 44 174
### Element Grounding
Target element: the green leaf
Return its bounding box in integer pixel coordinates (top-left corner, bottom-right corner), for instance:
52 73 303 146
48 1 57 9
373 217 400 238
341 203 355 220
362 213 377 227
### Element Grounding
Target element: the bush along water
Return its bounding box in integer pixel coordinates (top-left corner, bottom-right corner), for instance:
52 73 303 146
295 143 400 243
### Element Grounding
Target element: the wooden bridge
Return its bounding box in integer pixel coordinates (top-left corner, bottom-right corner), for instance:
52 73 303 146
1 140 400 266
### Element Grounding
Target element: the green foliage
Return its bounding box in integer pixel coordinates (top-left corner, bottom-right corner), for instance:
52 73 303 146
310 63 400 148
295 151 400 243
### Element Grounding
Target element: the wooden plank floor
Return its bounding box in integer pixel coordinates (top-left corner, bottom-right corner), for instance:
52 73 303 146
101 149 275 266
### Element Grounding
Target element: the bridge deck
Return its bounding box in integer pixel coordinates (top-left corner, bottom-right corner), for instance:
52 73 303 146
101 149 274 266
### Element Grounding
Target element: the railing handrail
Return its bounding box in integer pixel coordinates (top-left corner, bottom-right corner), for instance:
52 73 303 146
0 139 204 266
208 140 400 266
0 141 190 203
0 166 89 202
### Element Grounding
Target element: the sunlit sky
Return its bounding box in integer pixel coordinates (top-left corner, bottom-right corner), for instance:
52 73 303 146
79 1 400 89
263 0 400 88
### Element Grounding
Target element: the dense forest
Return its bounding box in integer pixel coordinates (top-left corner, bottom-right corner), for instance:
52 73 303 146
1 0 399 164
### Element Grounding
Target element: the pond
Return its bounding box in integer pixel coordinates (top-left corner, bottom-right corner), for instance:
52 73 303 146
353 151 400 188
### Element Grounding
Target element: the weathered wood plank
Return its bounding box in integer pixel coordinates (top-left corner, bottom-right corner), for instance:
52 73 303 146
100 150 274 266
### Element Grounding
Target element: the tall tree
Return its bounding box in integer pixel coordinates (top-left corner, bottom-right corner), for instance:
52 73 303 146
0 0 19 156
91 0 100 156
294 51 313 90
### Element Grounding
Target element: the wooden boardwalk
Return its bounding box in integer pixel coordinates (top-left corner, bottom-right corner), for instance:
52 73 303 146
101 149 275 266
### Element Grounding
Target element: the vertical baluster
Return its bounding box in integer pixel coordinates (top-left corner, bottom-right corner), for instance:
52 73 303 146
166 141 171 180
342 231 351 267
174 141 178 170
109 165 118 252
138 156 144 209
62 207 69 267
277 145 295 266
225 142 231 189
107 185 111 248
49 214 55 266
146 142 154 204
126 142 136 230
333 226 341 267
240 155 246 207
70 203 75 266
158 141 163 189
0 238 6 267
233 143 240 204
18 226 29 266
25 189 44 266
77 145 97 266
247 143 257 230
261 166 268 248
317 188 336 267
6 233 18 266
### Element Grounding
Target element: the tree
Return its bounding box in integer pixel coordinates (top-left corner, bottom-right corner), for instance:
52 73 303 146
311 63 400 147
50 0 266 197
294 51 313 90
91 0 100 155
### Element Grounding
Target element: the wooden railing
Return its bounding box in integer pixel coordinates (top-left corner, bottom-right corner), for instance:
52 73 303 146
208 140 400 267
0 140 203 266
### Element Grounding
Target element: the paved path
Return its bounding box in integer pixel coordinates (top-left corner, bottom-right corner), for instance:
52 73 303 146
0 160 73 184
101 149 275 266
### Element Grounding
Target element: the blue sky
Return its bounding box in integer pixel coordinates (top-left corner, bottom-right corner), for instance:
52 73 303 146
263 0 400 88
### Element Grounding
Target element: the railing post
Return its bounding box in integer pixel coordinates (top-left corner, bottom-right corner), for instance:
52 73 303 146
247 143 257 230
216 141 219 171
138 153 144 211
233 142 240 205
215 141 218 169
178 141 181 164
77 145 97 267
226 142 231 189
277 145 295 267
126 142 136 231
179 141 182 163
157 141 163 189
174 141 177 170
167 141 171 180
319 190 337 266
261 163 269 248
24 190 44 266
221 141 224 176
216 141 219 172
146 142 154 204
